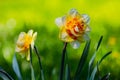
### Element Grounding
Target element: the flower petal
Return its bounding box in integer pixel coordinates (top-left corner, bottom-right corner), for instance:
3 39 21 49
69 9 79 17
33 32 37 41
55 17 64 27
59 27 74 42
70 40 80 49
15 46 23 52
26 51 30 61
85 26 91 32
82 14 90 24
74 26 79 32
18 32 26 39
59 32 74 42
16 32 26 46
30 32 37 49
27 29 33 36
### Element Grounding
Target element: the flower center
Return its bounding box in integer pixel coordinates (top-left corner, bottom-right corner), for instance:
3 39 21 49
23 35 32 50
65 17 85 40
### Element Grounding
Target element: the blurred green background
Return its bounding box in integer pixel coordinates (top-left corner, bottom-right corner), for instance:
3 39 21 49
0 0 120 80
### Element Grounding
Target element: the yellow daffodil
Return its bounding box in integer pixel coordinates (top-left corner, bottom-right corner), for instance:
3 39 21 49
15 29 37 61
55 9 91 49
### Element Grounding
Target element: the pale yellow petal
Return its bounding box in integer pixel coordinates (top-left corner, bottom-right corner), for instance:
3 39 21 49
16 41 25 48
26 50 30 61
33 32 37 41
18 32 26 39
16 32 26 45
59 27 74 42
27 29 33 36
30 32 37 49
17 32 26 42
15 46 23 52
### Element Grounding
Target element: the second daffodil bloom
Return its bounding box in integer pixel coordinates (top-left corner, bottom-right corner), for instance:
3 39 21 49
15 29 37 61
55 9 91 49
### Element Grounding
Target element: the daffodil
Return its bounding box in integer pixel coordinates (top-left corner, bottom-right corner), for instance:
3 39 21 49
55 9 91 49
15 29 37 61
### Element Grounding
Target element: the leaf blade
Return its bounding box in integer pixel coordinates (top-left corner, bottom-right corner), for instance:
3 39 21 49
12 53 22 80
96 36 103 51
65 64 70 80
0 68 14 80
101 73 110 80
89 51 112 80
75 40 91 79
87 36 103 80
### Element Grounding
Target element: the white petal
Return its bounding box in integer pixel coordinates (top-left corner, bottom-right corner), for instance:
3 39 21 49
61 32 68 40
83 34 90 41
55 17 63 27
85 26 91 32
82 14 90 24
69 9 78 17
15 46 23 52
74 26 79 32
27 29 33 36
70 41 80 49
71 28 79 37
18 32 26 39
17 32 26 46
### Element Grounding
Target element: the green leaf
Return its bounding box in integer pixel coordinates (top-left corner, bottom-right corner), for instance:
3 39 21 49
65 64 70 80
96 36 103 51
89 51 112 80
87 36 103 80
74 40 90 80
0 68 14 80
101 73 110 80
99 51 112 64
96 62 101 80
12 53 22 80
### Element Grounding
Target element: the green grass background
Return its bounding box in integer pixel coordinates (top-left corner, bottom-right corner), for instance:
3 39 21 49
0 0 120 79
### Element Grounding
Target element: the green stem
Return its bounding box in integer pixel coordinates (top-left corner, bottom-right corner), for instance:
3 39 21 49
59 42 67 80
65 50 70 80
30 45 35 80
34 45 44 80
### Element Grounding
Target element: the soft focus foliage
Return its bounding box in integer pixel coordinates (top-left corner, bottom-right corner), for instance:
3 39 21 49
0 0 120 79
